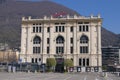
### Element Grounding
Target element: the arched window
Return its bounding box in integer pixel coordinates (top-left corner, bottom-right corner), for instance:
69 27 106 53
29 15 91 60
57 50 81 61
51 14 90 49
80 35 88 43
33 36 41 54
80 35 89 54
56 36 64 54
33 36 41 44
56 36 64 44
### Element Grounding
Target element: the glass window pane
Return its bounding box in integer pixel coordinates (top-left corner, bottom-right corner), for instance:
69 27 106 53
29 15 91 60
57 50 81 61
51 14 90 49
33 27 35 32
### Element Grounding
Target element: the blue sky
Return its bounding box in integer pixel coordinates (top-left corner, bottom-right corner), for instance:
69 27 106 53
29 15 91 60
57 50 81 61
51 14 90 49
27 0 120 34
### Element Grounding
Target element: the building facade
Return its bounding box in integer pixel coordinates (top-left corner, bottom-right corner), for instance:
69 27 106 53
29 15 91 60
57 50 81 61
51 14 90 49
20 14 102 72
0 49 19 63
102 46 120 71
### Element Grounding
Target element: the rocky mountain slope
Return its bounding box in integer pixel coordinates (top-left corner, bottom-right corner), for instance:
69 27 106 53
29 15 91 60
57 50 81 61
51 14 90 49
0 0 119 48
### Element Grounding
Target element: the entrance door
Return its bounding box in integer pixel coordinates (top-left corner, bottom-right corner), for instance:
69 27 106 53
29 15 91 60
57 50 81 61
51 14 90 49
55 58 64 72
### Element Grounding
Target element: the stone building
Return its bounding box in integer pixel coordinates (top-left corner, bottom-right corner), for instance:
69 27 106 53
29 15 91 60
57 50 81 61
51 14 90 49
0 49 19 63
20 14 102 72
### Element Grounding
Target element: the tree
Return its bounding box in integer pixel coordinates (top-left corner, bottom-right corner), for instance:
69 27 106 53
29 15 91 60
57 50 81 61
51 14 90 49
46 58 56 72
64 59 73 72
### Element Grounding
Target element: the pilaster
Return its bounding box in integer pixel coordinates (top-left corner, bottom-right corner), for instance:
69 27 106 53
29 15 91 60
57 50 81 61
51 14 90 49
66 24 70 55
43 25 47 54
50 23 55 54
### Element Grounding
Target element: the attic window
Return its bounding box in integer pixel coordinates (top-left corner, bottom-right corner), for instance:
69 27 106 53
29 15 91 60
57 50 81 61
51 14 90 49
61 23 65 25
55 23 59 25
78 22 83 24
84 22 89 24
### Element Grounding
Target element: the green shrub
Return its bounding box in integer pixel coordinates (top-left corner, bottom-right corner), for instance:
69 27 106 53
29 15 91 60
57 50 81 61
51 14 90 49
46 58 56 72
64 59 73 67
64 59 73 72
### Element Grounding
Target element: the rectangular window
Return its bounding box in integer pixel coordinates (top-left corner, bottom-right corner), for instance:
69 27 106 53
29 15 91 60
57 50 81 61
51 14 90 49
56 47 64 54
47 38 50 44
84 22 89 24
83 25 85 31
58 47 60 53
33 27 35 33
83 46 85 53
61 47 64 53
70 47 73 54
59 26 61 32
83 58 85 66
78 22 83 24
70 26 73 32
80 46 88 53
55 23 59 25
61 23 65 25
47 27 50 32
36 27 38 33
35 58 37 63
33 47 40 54
33 47 35 53
79 58 81 66
47 47 49 54
70 38 73 44
80 47 82 53
62 26 64 32
31 58 34 63
79 26 82 32
86 46 88 53
38 47 40 53
86 25 89 31
39 27 41 32
56 26 58 32
56 47 58 54
87 58 89 66
39 58 41 62
36 47 38 53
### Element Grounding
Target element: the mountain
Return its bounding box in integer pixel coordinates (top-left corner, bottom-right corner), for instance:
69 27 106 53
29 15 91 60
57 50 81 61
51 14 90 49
101 27 119 46
0 0 119 48
117 34 120 46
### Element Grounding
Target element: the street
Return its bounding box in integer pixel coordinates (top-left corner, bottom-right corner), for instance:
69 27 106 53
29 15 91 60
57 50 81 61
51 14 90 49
0 72 119 80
